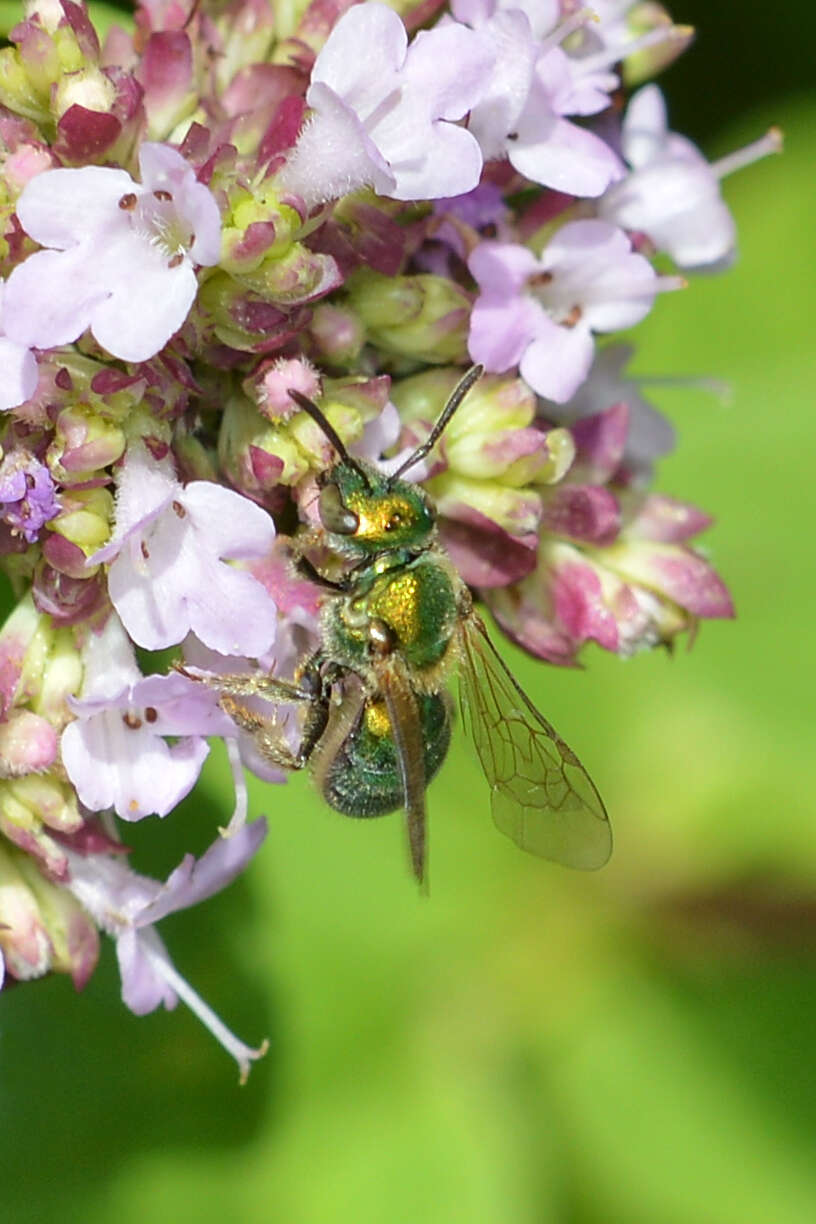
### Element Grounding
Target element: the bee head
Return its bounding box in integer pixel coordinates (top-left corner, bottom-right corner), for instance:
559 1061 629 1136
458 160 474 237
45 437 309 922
289 364 482 556
317 461 435 554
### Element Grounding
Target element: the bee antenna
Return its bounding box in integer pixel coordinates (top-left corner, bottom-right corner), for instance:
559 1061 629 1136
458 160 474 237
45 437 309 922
288 390 373 487
389 364 483 482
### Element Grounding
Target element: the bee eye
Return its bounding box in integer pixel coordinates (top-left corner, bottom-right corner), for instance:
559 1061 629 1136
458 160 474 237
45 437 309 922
319 483 359 535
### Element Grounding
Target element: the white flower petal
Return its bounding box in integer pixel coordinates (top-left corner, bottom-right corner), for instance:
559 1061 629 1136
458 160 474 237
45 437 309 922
621 84 668 167
91 447 176 565
520 317 595 403
4 246 108 349
90 248 199 362
15 164 135 249
117 927 177 1013
185 559 278 657
510 109 623 197
284 83 395 205
181 481 276 559
0 336 37 410
311 2 406 117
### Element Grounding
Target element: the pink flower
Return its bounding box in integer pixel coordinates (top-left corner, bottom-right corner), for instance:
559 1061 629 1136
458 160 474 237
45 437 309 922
61 615 233 820
63 818 268 1079
453 0 623 196
4 143 221 362
599 86 782 269
468 221 679 403
90 445 278 655
281 3 491 205
482 402 733 664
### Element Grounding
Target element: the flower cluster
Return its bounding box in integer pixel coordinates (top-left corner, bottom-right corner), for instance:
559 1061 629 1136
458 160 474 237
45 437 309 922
0 0 778 1072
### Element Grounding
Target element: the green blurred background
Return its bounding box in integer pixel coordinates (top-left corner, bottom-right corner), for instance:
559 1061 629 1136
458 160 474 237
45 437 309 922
2 4 816 1221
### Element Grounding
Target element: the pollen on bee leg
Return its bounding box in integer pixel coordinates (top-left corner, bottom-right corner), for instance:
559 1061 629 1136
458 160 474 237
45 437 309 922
220 695 300 771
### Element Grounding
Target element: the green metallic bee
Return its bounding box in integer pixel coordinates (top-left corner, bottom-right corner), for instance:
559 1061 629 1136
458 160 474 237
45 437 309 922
198 366 611 884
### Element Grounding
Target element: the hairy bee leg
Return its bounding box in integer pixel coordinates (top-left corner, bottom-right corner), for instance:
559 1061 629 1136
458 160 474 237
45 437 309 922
220 673 332 770
176 663 315 704
219 695 302 771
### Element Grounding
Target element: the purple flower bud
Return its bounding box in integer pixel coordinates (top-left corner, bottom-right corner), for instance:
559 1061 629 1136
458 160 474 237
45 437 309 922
135 31 194 140
31 561 109 627
540 483 622 546
0 449 59 542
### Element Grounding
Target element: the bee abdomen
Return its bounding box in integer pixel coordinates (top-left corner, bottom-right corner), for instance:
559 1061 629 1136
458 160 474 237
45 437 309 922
322 693 451 818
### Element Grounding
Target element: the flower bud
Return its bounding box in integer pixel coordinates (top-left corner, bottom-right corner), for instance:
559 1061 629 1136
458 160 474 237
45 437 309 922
539 484 621 546
220 376 387 492
346 272 470 364
0 596 82 776
23 0 64 35
0 772 83 878
0 48 47 128
209 5 276 86
137 30 198 142
0 12 90 131
410 375 574 487
220 189 299 275
238 242 342 305
308 303 365 365
623 9 695 86
429 471 543 538
245 356 321 422
197 270 311 353
14 850 99 988
2 137 55 196
52 66 115 120
49 404 126 482
0 709 57 776
219 392 308 491
46 485 114 558
32 560 109 627
0 593 54 713
0 840 52 981
589 537 734 622
36 626 83 725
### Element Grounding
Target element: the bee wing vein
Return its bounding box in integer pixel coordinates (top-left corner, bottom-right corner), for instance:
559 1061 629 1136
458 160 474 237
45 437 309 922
458 616 611 871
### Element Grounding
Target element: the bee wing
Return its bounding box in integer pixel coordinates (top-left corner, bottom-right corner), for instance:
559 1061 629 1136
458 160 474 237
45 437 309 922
457 615 612 871
375 659 428 887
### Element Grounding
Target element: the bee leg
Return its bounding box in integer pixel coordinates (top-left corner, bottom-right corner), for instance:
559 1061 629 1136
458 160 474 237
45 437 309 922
293 553 348 593
175 663 315 705
220 669 331 770
219 695 302 771
293 692 330 767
